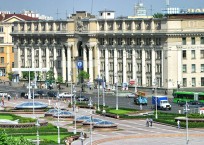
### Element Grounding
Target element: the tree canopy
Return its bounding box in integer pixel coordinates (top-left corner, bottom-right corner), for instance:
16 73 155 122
153 13 164 18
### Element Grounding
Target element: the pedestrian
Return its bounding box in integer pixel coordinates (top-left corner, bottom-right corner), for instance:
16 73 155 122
7 94 11 101
149 118 153 127
152 88 155 94
140 104 143 110
146 118 149 127
1 95 5 106
165 89 167 95
177 120 180 129
16 93 18 99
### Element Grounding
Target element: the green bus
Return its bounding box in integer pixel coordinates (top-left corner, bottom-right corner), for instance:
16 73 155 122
173 91 204 103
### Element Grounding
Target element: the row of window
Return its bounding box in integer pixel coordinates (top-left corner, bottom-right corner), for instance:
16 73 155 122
183 64 204 73
19 37 61 45
99 37 161 46
0 47 14 53
183 50 204 59
183 77 204 87
20 48 62 57
182 37 204 45
100 49 162 60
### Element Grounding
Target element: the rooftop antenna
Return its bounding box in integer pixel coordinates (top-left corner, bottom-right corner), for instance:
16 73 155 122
150 5 153 15
73 0 75 14
66 10 67 19
91 0 94 14
56 9 60 20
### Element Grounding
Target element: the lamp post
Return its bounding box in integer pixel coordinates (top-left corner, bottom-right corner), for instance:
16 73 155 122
31 82 36 118
35 119 40 145
73 86 77 135
55 102 61 144
79 131 85 145
154 78 158 119
28 68 31 99
88 97 93 145
97 75 100 111
184 101 190 144
115 75 118 110
70 71 73 105
102 74 105 113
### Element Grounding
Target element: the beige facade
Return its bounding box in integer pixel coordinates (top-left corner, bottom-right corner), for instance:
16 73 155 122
11 12 204 89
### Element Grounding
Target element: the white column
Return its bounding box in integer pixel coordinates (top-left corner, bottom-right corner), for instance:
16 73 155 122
123 48 127 83
39 47 42 68
25 48 28 67
83 47 87 72
97 47 100 77
132 49 136 80
105 48 109 83
53 47 57 79
46 47 49 69
67 45 72 82
89 47 93 83
113 48 118 81
152 49 156 85
132 21 135 32
142 49 146 86
62 48 66 81
17 46 21 68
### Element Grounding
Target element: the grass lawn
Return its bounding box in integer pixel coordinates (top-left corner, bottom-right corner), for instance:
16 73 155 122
15 134 69 142
0 114 14 120
108 109 132 115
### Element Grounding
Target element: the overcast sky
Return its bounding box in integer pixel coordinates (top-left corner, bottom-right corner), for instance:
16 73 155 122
1 0 204 19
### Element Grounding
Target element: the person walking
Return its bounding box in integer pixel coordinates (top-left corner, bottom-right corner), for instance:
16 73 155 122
7 94 11 101
146 118 149 127
1 95 5 106
149 118 153 127
177 120 180 129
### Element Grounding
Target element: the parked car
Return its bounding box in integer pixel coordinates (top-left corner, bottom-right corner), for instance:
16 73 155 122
47 91 58 98
76 96 89 101
126 93 136 98
36 90 47 97
58 92 74 98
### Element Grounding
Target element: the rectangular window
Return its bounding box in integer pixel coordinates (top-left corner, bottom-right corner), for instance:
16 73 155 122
0 47 4 53
201 50 204 59
0 26 3 32
117 38 122 45
201 37 204 44
12 47 14 53
182 37 186 45
12 62 14 68
156 51 161 59
57 60 61 69
136 38 141 45
183 64 187 73
108 50 114 58
145 38 151 45
136 50 142 59
201 77 204 86
156 38 161 46
201 64 204 72
99 38 105 45
182 50 186 59
192 78 196 86
126 50 132 58
100 50 105 57
191 50 195 59
145 50 151 59
108 38 114 45
0 37 4 43
192 64 196 73
117 50 123 58
191 37 195 45
183 78 187 87
127 38 132 45
0 57 4 64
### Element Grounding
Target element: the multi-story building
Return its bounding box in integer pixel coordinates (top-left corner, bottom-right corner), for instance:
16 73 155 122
0 13 38 81
11 11 204 89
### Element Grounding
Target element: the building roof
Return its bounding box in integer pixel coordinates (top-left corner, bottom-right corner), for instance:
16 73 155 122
0 13 39 22
167 13 204 19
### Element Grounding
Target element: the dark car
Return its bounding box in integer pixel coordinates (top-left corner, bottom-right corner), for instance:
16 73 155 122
47 91 58 98
76 96 89 101
36 90 47 97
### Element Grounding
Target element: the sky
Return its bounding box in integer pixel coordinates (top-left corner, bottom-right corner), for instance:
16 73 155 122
1 0 204 19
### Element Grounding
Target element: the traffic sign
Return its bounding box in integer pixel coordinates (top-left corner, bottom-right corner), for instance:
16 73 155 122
77 60 83 70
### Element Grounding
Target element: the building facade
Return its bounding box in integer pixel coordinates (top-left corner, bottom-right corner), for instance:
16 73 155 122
11 11 204 89
0 13 38 81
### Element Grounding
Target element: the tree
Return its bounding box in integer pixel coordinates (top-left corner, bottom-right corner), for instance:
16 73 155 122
56 75 63 83
78 71 89 92
153 13 164 18
46 69 55 84
8 72 13 81
22 71 35 80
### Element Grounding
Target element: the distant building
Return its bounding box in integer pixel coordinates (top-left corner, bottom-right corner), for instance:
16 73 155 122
21 10 53 20
134 2 147 16
0 13 38 81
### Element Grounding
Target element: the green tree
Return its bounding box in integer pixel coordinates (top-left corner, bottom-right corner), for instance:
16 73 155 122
46 69 55 84
78 70 89 92
153 13 164 18
8 72 13 81
22 71 35 80
56 75 63 83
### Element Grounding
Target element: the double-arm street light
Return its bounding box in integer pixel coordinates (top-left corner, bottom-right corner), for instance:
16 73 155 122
55 102 61 144
97 75 100 111
115 74 118 110
35 118 40 145
102 74 106 113
88 97 93 145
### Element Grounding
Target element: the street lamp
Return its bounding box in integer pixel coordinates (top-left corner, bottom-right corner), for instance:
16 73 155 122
73 86 77 135
35 118 40 145
31 83 35 118
97 75 100 111
79 132 85 145
184 101 190 144
154 78 158 119
115 75 118 110
102 74 106 113
70 71 73 105
55 102 61 144
28 68 31 99
88 97 93 145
